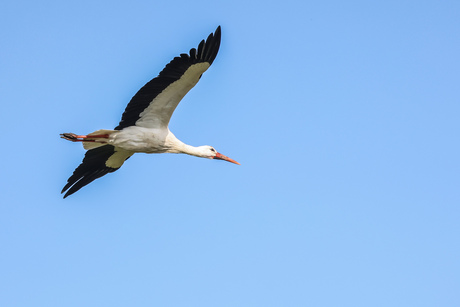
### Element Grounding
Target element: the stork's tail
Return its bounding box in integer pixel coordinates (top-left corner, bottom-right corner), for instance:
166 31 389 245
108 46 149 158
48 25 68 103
60 129 116 150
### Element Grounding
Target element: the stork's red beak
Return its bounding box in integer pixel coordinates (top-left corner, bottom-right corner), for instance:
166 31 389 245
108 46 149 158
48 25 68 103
214 152 240 165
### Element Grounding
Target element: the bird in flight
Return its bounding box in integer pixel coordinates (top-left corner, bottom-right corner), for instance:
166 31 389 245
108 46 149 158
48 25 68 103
61 26 239 198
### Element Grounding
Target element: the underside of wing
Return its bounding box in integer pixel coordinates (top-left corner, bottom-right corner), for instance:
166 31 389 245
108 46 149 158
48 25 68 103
114 26 221 130
62 145 133 198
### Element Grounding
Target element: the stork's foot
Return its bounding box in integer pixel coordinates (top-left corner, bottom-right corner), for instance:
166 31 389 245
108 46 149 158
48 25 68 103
60 132 110 142
60 133 80 141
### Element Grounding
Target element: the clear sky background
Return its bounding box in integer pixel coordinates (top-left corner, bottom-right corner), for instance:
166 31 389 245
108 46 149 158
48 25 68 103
1 0 459 306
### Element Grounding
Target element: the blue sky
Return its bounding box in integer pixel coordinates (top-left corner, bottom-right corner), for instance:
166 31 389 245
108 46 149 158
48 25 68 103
1 0 459 306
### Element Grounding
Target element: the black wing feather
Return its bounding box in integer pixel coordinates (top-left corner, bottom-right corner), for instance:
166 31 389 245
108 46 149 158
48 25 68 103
114 26 221 130
62 145 125 198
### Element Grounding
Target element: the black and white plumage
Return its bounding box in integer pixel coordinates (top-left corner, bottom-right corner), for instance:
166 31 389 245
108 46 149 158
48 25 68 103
61 26 239 198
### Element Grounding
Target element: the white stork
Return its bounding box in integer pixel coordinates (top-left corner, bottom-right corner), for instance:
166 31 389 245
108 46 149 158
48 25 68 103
61 26 239 198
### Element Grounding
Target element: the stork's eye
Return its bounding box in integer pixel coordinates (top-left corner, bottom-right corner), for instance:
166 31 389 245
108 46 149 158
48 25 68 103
210 148 216 152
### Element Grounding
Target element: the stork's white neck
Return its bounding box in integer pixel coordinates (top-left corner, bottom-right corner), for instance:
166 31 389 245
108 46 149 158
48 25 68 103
166 131 209 158
181 144 209 157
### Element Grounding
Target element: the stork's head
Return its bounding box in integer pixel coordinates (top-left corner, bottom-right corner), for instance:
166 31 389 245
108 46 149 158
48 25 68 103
199 146 240 165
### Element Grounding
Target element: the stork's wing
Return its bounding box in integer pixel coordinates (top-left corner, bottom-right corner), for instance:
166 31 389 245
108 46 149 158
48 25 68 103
114 26 221 130
61 145 133 198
